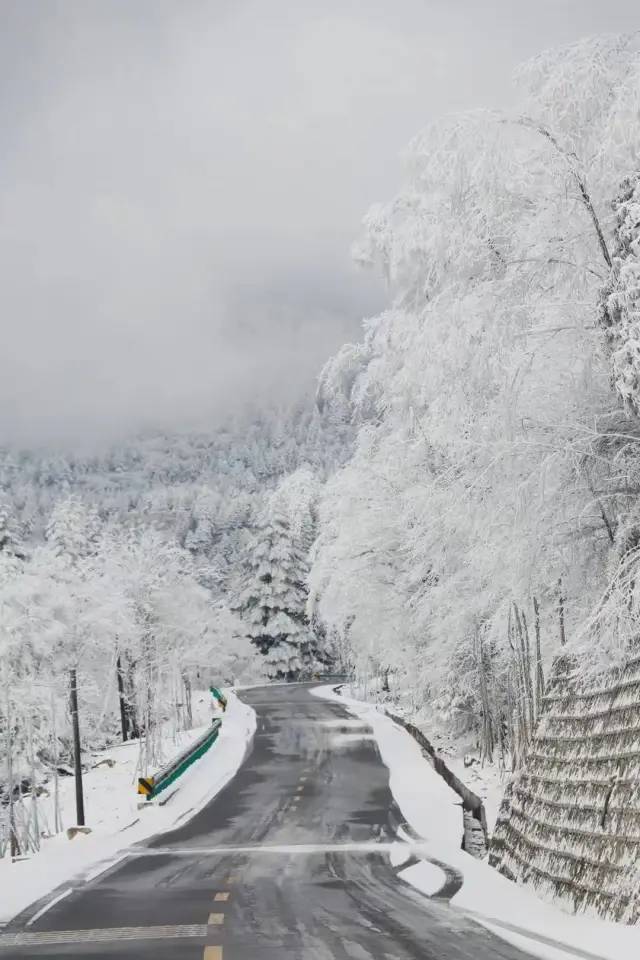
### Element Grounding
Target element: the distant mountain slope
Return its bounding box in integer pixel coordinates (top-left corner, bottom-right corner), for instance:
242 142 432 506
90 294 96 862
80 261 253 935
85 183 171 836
0 400 353 598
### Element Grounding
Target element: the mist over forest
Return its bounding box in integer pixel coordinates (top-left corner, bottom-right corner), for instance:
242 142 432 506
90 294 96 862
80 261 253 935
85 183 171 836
4 3 640 934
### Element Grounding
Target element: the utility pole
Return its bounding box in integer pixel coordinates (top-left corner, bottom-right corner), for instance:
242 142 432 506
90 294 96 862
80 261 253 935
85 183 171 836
69 668 85 826
5 687 20 858
116 654 128 742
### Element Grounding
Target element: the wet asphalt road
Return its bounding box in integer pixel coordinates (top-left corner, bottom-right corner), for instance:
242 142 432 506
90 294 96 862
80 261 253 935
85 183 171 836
0 684 534 959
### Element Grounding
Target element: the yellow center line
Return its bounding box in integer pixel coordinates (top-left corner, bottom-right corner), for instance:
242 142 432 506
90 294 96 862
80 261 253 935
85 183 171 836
208 913 225 926
214 892 230 902
203 948 222 960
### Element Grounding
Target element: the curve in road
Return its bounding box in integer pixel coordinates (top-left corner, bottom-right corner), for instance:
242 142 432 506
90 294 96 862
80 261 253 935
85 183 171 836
1 684 535 960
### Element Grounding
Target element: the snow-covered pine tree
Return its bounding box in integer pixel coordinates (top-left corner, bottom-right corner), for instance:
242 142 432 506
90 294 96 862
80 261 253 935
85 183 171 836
271 467 334 670
45 496 101 561
239 507 312 680
0 497 24 558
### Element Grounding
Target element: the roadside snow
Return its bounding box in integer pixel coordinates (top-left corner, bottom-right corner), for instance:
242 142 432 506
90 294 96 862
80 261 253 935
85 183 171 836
399 860 448 896
337 680 508 832
312 684 640 960
443 753 506 833
0 691 256 925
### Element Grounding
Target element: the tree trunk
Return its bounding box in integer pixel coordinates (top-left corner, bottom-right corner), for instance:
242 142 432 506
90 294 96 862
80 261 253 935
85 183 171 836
533 596 545 714
558 579 566 646
506 610 519 771
512 603 532 749
69 668 85 827
475 628 494 764
50 688 63 834
520 608 535 732
116 654 128 742
182 672 193 729
126 656 140 740
5 687 20 859
28 715 40 852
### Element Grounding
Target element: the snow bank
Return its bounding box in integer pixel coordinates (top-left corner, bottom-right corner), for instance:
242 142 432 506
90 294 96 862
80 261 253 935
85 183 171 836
0 691 256 925
313 684 640 960
444 752 505 833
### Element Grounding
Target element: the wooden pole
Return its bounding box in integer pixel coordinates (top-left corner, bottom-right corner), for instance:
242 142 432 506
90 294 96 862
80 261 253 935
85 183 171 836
69 668 85 826
116 654 128 742
5 686 20 858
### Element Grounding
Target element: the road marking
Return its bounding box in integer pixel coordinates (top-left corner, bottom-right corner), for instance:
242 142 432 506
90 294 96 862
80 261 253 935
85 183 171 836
203 948 222 960
83 853 128 884
299 776 307 782
214 892 230 902
226 875 238 883
0 925 208 947
208 913 225 926
133 841 410 856
296 785 304 792
26 888 73 927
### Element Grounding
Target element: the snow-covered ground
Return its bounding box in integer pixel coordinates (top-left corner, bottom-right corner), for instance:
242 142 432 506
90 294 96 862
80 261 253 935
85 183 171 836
313 684 640 960
0 690 256 925
437 744 507 834
335 678 508 832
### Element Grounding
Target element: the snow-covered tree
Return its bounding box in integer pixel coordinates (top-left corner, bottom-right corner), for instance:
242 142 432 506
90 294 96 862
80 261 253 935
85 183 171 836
0 497 24 558
45 497 101 561
239 506 313 680
310 32 640 758
0 397 354 856
271 467 319 547
601 173 640 413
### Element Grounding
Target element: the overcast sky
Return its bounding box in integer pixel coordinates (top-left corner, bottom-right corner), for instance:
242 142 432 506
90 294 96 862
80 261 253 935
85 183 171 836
1 0 638 447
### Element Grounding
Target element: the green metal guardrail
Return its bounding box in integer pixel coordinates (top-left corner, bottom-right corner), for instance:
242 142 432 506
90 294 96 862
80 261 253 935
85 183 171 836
138 716 223 800
210 686 227 710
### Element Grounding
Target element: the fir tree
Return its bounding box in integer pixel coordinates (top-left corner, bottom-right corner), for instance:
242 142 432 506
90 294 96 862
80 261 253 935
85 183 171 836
45 497 101 561
0 497 24 558
238 508 312 680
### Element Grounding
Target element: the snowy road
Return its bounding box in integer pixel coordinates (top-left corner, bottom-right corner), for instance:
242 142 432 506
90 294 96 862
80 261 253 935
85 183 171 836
1 685 534 959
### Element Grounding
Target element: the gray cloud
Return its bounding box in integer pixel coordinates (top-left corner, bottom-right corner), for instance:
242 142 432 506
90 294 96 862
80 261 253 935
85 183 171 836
1 0 638 446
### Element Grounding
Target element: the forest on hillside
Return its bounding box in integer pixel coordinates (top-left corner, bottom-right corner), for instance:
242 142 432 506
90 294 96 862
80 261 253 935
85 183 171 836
0 404 351 854
3 32 640 857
